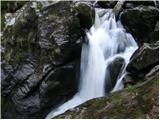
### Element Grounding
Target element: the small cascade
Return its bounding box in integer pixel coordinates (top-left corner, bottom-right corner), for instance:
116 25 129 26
46 8 138 119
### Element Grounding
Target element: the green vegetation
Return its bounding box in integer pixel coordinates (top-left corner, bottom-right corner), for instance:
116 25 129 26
56 73 159 119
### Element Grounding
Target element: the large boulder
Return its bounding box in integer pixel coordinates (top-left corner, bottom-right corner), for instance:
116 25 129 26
105 57 125 93
2 59 80 119
72 1 95 29
149 21 159 44
124 65 159 86
39 61 80 118
38 1 82 65
126 42 159 78
2 56 41 118
2 1 83 67
123 1 158 9
96 1 117 8
145 65 159 80
121 5 159 45
1 1 82 119
1 2 38 67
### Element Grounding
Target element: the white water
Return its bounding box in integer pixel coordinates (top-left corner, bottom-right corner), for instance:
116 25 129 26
46 8 138 119
5 13 15 26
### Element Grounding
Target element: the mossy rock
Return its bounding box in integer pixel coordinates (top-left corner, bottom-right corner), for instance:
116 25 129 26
1 1 82 118
55 73 159 119
1 1 27 14
121 5 159 45
72 2 95 29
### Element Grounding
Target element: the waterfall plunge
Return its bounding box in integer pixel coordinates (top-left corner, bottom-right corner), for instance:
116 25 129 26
46 9 138 119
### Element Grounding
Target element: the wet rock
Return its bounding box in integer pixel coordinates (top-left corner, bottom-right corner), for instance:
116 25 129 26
1 62 13 82
123 1 158 9
121 5 159 45
124 65 159 86
2 1 82 118
11 74 40 113
105 57 125 93
72 1 95 29
38 1 82 65
39 61 80 117
1 56 42 118
2 57 37 96
123 73 136 86
2 60 80 119
145 65 159 80
127 42 159 78
149 21 159 44
96 1 117 8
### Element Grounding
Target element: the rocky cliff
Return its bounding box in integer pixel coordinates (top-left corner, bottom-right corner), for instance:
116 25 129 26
1 0 159 119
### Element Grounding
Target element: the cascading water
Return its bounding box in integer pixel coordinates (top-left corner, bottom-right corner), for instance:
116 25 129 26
46 8 138 119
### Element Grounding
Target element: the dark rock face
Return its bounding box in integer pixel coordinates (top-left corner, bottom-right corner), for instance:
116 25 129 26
124 64 159 87
38 1 82 66
121 5 159 45
72 2 95 29
123 1 158 9
2 56 41 118
1 1 83 119
1 1 27 14
123 73 135 86
149 21 159 44
145 65 159 80
2 60 80 119
1 62 13 83
105 57 125 93
1 1 159 119
39 61 80 117
96 1 117 8
127 42 159 78
122 2 159 87
2 56 37 95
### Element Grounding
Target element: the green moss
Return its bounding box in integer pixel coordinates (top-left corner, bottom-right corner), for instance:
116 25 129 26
88 98 106 108
1 15 5 30
134 109 145 118
111 94 122 106
127 85 136 93
152 74 159 85
56 73 159 119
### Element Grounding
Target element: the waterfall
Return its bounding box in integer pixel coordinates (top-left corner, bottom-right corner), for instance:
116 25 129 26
46 8 138 119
